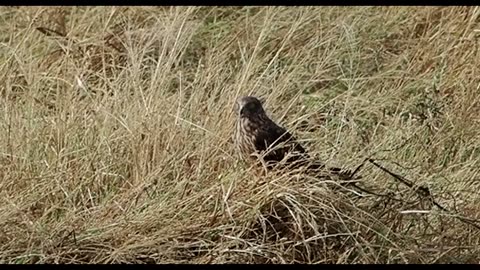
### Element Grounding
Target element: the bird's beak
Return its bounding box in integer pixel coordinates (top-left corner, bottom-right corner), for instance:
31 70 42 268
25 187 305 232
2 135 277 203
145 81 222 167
239 107 245 117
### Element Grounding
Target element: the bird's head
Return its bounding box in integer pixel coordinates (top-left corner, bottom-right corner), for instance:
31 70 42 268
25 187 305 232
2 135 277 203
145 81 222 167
235 96 266 118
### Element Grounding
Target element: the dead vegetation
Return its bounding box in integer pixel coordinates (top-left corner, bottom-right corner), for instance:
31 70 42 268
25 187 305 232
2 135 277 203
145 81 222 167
1 6 480 263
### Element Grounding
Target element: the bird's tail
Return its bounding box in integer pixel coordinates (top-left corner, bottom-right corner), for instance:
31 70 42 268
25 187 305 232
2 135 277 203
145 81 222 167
306 160 359 181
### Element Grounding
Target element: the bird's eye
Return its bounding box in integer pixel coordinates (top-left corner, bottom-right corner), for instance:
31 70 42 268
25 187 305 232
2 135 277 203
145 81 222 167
246 102 257 111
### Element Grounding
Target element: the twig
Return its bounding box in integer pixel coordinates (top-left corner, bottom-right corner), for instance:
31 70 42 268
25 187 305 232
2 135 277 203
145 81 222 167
368 158 480 231
36 26 66 37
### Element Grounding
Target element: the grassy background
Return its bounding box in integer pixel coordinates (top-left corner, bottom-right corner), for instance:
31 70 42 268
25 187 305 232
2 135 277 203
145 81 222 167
1 6 480 263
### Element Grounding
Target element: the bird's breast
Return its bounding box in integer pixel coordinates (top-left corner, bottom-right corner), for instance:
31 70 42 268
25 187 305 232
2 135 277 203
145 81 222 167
235 118 261 160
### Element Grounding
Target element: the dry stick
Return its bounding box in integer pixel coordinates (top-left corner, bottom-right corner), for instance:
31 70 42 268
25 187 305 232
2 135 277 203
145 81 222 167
337 159 396 199
368 158 480 231
36 27 66 37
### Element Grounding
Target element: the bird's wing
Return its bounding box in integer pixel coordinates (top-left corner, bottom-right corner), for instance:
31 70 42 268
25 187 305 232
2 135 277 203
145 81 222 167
254 123 308 164
271 125 307 154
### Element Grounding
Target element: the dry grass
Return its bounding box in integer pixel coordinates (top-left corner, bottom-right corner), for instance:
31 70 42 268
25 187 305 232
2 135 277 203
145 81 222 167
1 6 480 264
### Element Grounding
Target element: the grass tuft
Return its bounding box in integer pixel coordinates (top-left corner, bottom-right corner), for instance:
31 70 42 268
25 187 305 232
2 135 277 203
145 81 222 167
1 6 480 263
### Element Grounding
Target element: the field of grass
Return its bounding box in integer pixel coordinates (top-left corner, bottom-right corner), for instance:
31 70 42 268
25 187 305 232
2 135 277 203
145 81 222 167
1 6 480 263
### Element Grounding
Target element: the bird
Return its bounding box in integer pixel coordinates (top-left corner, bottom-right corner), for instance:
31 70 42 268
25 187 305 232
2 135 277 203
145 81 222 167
233 95 351 178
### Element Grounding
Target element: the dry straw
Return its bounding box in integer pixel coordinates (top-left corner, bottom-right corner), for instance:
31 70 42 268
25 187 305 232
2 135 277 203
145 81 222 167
1 6 480 263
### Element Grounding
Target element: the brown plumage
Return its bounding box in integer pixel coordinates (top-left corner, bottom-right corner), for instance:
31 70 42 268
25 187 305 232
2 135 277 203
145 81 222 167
234 96 347 176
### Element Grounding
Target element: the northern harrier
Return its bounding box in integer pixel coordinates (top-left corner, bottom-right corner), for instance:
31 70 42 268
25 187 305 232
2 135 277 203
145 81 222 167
234 96 350 177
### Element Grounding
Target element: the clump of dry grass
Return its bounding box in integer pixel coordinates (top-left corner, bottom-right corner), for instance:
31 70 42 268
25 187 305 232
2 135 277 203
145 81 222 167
1 6 480 264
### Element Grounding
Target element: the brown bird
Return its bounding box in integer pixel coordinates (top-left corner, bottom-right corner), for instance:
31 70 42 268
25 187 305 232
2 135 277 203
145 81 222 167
234 96 349 177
